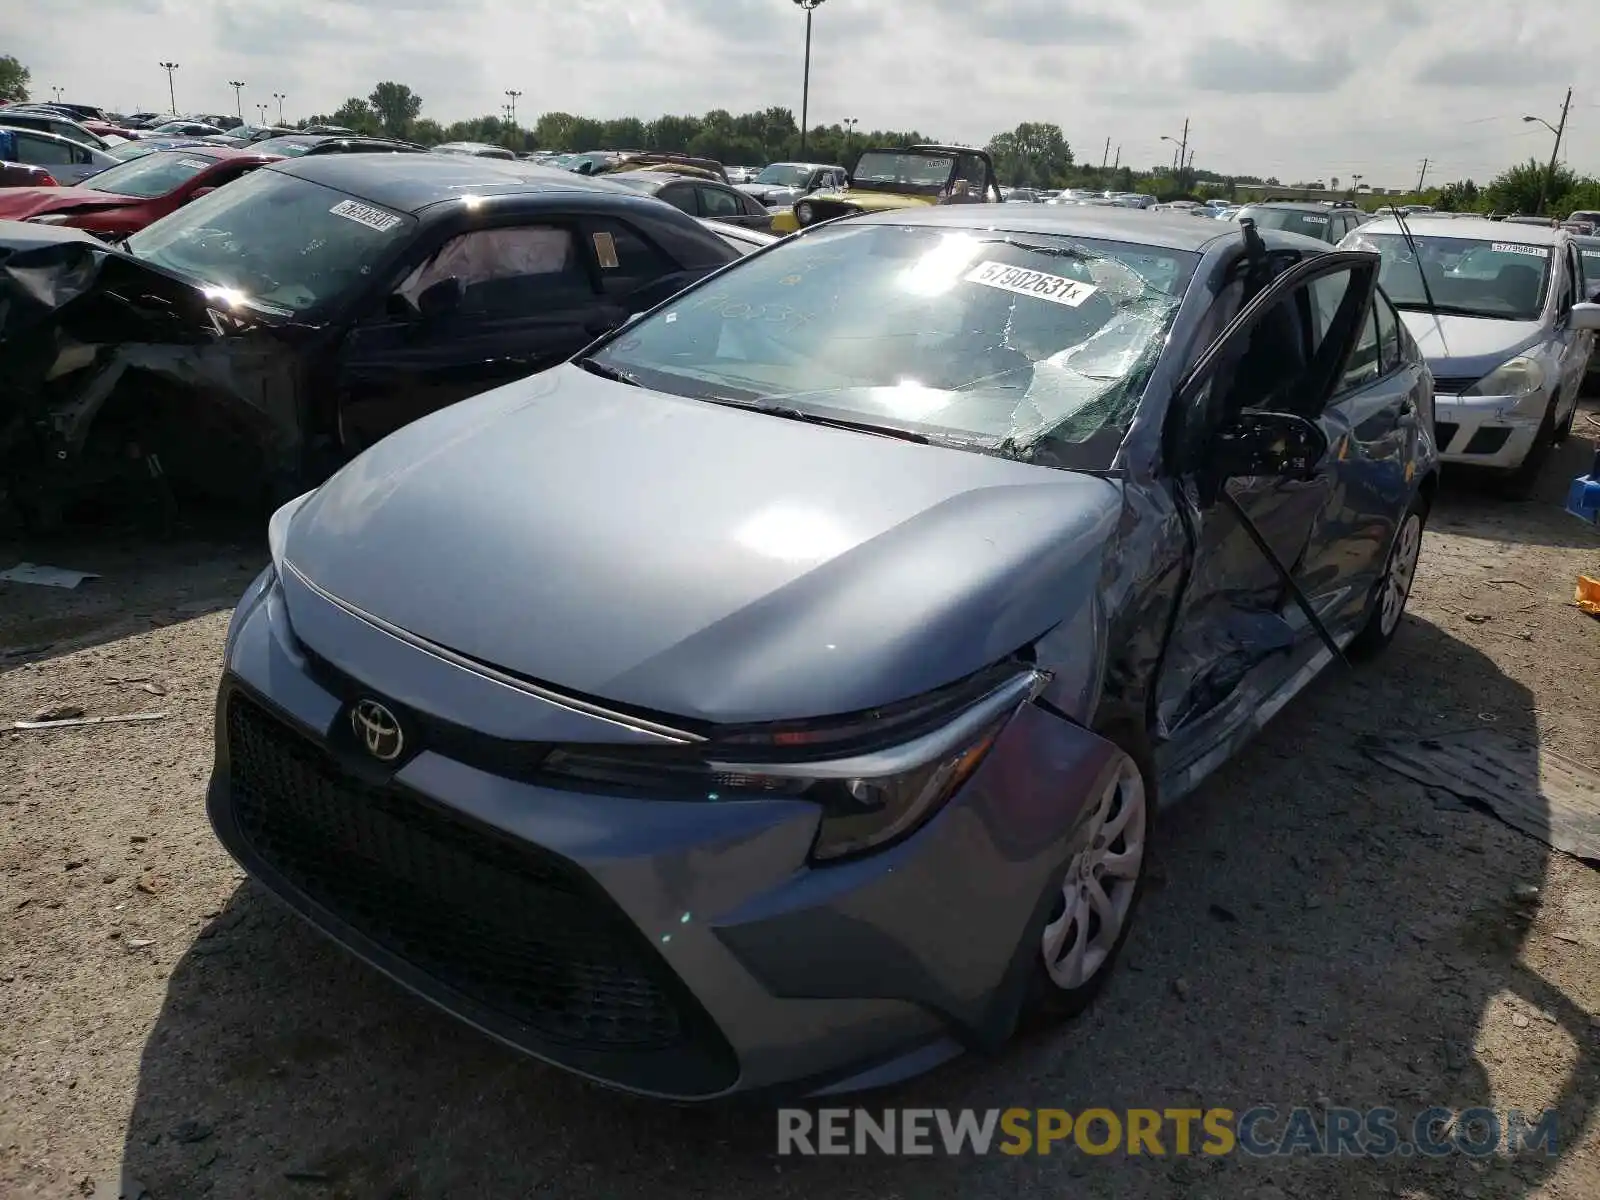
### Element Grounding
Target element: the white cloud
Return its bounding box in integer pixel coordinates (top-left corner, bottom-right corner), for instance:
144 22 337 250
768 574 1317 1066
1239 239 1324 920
14 0 1595 188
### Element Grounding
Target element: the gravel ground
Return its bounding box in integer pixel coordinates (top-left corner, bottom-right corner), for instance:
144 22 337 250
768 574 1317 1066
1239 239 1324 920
3 416 1600 1200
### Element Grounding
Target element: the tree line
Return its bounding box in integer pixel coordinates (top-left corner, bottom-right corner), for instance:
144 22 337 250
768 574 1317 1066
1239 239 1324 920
5 60 1594 217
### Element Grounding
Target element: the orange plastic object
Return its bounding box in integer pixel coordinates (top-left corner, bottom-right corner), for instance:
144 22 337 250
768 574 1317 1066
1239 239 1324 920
1577 575 1600 617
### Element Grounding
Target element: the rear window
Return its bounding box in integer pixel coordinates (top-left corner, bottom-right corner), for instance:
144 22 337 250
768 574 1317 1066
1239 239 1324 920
1237 206 1335 241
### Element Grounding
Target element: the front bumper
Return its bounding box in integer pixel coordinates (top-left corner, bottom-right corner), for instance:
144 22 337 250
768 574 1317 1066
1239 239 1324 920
206 567 1120 1100
1431 394 1547 470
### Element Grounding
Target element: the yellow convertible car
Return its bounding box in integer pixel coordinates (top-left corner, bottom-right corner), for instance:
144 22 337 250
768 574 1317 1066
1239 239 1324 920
770 144 1003 233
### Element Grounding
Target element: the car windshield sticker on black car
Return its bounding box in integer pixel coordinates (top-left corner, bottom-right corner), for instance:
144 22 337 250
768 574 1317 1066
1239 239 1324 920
593 231 619 269
328 198 404 233
1491 242 1548 257
963 261 1099 307
176 159 212 170
1301 214 1328 225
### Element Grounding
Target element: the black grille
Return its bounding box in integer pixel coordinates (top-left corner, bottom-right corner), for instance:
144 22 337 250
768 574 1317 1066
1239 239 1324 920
223 692 737 1089
1434 421 1459 449
1463 426 1512 455
1430 375 1480 395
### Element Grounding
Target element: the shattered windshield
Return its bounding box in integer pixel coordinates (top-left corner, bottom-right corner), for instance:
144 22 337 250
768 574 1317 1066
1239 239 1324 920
851 151 954 189
754 164 811 187
124 167 416 316
586 224 1196 470
1345 231 1554 321
85 151 219 197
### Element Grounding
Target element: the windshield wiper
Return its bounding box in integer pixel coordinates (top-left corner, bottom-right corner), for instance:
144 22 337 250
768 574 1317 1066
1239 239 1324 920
1391 300 1509 319
1391 209 1440 316
577 359 641 386
705 397 931 444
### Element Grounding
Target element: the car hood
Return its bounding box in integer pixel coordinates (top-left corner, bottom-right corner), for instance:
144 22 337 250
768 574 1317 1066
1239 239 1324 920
283 365 1122 725
737 182 799 202
818 189 938 212
1399 310 1544 376
0 185 132 219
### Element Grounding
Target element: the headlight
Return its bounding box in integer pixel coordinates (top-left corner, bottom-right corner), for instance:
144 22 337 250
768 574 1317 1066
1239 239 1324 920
539 668 1045 863
1463 355 1544 400
795 202 815 226
26 214 75 225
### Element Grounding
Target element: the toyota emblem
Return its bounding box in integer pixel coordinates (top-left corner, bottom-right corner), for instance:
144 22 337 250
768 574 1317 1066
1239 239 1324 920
350 699 405 761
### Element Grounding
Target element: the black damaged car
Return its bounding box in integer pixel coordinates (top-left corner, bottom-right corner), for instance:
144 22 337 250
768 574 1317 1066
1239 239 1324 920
0 154 745 525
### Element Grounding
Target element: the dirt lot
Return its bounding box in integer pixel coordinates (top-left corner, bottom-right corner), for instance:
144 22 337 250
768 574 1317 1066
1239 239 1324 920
3 417 1600 1200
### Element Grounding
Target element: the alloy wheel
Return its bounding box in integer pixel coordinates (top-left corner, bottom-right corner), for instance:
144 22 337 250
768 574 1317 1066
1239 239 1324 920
1379 511 1423 638
1041 756 1147 992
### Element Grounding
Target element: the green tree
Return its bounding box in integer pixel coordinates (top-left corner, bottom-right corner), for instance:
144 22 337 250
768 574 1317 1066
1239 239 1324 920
368 81 423 137
330 98 379 134
1484 158 1576 216
0 55 28 103
986 122 1072 188
1434 179 1480 212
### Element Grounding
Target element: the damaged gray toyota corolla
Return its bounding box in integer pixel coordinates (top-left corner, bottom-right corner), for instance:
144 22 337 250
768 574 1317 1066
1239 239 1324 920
208 206 1439 1100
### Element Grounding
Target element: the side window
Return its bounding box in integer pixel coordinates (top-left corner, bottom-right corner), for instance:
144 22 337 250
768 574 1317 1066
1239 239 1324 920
1374 290 1403 373
696 186 741 219
656 184 698 217
586 218 677 298
395 225 592 319
70 144 95 165
15 133 73 166
740 191 768 218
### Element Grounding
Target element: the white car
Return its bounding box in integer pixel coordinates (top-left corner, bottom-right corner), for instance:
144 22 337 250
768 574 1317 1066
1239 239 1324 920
1343 216 1600 493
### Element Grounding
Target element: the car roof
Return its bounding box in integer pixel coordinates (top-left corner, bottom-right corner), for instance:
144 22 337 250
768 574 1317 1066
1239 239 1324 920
1238 201 1338 213
605 171 670 191
847 203 1239 253
1361 215 1565 244
266 152 646 213
1570 234 1600 251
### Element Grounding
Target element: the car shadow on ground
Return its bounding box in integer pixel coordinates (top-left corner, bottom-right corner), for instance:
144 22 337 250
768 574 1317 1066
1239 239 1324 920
0 514 262 668
115 610 1590 1197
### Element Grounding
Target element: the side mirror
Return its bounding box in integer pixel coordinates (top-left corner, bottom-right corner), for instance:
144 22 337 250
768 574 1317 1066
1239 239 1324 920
1211 411 1329 485
185 186 216 204
416 276 464 320
1571 302 1600 332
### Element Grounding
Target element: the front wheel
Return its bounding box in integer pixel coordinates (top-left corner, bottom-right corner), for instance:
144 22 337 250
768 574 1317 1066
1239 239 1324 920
1026 744 1152 1021
1349 493 1428 660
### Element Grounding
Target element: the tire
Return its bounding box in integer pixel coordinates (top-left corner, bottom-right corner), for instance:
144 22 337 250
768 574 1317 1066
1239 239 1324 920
1349 491 1429 660
1024 729 1155 1022
1499 399 1557 500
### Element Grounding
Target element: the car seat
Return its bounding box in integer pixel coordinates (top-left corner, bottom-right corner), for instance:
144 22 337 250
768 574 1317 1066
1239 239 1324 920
1493 263 1542 315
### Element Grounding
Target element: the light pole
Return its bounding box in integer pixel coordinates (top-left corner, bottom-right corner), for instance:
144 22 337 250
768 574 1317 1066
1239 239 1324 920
273 93 286 123
1525 87 1573 217
51 86 64 103
228 81 245 118
257 103 268 124
793 0 826 156
1160 118 1190 187
159 61 179 114
843 116 857 158
504 89 522 127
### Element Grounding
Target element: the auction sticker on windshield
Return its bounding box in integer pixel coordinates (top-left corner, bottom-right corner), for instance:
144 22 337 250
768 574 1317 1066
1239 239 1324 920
176 159 213 170
1301 215 1329 224
1491 243 1549 257
964 261 1098 307
328 198 404 233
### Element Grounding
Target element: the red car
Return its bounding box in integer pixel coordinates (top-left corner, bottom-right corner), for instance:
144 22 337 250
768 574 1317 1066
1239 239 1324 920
0 146 280 239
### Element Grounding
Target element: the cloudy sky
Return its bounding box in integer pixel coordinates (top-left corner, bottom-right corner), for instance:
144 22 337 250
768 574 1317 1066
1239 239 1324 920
17 0 1599 187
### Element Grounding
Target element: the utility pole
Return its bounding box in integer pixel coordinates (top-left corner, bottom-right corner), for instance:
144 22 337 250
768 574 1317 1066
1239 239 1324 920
159 62 179 114
1177 117 1189 188
1102 137 1110 169
1530 87 1573 216
1415 158 1429 193
793 0 826 156
228 81 245 118
1113 145 1120 170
